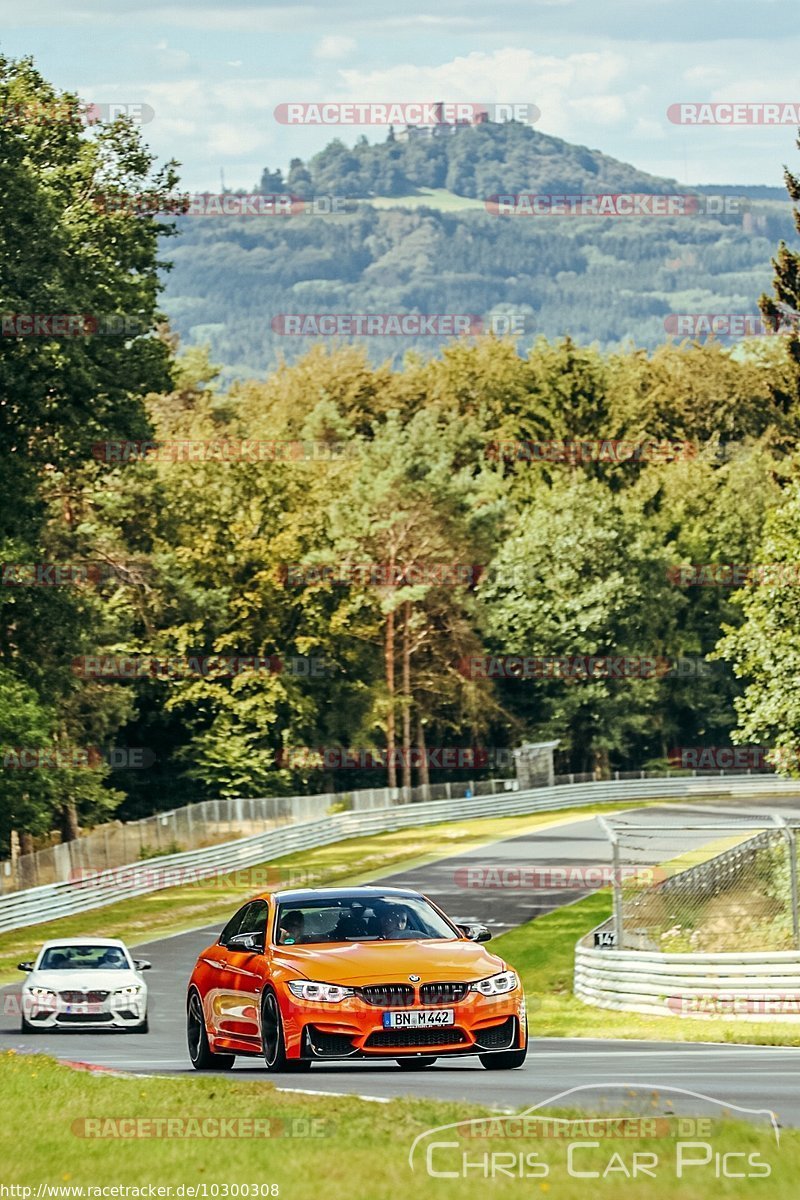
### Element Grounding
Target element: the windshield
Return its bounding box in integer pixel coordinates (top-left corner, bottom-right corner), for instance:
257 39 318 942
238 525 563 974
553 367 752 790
274 895 459 944
39 945 130 971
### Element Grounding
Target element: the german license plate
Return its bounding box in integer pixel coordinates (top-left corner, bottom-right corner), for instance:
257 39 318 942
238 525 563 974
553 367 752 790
67 1002 103 1014
382 1008 454 1028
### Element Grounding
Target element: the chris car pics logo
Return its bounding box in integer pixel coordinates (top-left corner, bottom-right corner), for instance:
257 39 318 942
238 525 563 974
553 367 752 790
408 1084 778 1180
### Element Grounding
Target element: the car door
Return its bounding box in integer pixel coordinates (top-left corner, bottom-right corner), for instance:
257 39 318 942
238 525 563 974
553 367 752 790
215 900 269 1045
203 903 250 1039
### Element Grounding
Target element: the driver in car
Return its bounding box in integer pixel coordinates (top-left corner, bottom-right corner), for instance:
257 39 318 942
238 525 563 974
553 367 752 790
277 910 305 944
378 905 409 938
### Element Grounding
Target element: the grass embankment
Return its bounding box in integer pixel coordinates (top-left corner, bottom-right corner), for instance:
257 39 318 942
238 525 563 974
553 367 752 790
0 799 648 983
0 1052 790 1197
493 877 800 1046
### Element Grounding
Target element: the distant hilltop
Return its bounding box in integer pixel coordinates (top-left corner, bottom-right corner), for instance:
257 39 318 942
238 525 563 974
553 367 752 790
397 100 536 140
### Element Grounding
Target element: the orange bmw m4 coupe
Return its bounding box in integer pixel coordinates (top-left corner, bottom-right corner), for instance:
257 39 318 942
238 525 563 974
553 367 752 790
187 886 527 1072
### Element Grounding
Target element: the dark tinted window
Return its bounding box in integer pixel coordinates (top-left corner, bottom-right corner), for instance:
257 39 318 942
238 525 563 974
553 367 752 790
219 904 250 945
238 901 268 937
40 945 130 970
273 895 457 944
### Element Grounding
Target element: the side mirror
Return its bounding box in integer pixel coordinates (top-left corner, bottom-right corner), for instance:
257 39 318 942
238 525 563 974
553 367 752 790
134 959 152 971
227 931 265 953
458 923 492 943
17 961 34 972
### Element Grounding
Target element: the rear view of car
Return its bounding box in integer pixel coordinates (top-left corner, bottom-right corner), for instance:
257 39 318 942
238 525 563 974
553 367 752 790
18 937 150 1032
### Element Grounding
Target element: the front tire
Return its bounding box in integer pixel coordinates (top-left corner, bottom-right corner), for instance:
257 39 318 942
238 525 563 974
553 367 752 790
20 1016 42 1034
187 989 235 1071
480 1046 527 1070
260 989 310 1071
397 1057 437 1069
131 1012 149 1034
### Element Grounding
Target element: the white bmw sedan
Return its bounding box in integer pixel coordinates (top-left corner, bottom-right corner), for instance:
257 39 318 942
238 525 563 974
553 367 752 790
18 937 150 1032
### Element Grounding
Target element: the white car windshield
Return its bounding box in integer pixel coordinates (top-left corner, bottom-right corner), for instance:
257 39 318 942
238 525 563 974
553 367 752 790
39 945 129 970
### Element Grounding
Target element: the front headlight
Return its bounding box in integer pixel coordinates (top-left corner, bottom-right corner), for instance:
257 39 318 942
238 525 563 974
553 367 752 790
114 985 143 997
287 981 354 1003
28 987 57 1002
469 971 518 996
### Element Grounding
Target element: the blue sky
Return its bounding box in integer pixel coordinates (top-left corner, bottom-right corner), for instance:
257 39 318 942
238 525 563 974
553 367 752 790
1 0 798 190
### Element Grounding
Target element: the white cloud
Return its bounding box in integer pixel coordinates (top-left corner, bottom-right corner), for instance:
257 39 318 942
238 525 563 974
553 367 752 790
205 122 268 156
313 35 356 60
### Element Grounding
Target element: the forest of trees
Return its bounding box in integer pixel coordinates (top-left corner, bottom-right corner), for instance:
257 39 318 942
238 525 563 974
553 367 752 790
164 193 795 382
3 55 800 855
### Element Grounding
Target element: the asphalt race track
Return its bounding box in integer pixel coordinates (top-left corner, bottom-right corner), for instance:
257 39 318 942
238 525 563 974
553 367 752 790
3 799 800 1126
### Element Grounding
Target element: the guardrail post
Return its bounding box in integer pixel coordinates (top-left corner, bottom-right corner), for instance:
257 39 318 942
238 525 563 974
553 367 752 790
597 816 623 949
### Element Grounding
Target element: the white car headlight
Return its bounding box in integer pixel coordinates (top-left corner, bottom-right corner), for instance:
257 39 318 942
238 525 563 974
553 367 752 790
28 987 57 1002
287 981 354 1003
469 971 518 996
114 985 143 997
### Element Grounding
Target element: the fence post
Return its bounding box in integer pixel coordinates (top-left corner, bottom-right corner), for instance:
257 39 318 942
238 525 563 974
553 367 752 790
597 816 623 949
775 816 800 949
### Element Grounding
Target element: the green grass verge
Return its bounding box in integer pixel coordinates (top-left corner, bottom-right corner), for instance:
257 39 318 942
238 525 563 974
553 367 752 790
0 1052 791 1197
0 799 651 984
492 891 800 1046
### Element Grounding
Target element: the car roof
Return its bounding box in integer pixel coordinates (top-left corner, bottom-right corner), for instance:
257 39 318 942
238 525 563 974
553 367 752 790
39 937 128 950
269 886 424 903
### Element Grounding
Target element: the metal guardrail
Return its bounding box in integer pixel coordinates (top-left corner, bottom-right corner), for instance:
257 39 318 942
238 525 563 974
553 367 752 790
576 812 800 1019
2 773 799 934
575 934 800 1020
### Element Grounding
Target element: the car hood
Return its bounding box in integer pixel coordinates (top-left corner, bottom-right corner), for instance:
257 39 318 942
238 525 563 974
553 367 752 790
25 969 143 991
272 939 506 985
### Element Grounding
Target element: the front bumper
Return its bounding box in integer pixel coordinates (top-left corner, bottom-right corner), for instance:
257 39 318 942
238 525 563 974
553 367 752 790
281 987 526 1060
22 991 146 1029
